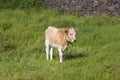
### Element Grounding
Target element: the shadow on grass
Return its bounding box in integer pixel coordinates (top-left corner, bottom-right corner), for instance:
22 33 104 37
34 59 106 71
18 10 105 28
66 52 87 60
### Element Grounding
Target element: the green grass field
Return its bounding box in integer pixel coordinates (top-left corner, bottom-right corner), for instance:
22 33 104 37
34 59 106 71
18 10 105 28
0 8 120 80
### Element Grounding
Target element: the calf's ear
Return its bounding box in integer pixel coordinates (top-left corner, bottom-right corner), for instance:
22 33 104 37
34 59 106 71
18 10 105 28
75 28 79 32
65 29 69 34
71 27 79 32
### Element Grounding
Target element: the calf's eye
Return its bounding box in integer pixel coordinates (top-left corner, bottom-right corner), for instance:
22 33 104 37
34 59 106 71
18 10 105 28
69 33 73 36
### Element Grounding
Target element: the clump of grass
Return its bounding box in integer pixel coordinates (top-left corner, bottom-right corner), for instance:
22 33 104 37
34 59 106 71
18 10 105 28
0 23 12 31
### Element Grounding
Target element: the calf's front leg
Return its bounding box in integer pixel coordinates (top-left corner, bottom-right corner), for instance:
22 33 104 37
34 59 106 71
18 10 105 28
58 48 63 63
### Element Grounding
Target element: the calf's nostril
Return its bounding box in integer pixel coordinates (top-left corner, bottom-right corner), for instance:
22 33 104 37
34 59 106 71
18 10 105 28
74 39 76 42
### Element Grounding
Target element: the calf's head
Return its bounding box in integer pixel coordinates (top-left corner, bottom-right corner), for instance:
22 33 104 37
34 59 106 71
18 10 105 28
65 28 76 42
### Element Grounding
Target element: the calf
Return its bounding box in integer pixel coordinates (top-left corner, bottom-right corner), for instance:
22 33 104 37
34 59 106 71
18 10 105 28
45 26 76 63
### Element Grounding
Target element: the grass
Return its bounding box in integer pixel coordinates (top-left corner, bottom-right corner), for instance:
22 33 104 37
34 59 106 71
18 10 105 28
0 8 120 80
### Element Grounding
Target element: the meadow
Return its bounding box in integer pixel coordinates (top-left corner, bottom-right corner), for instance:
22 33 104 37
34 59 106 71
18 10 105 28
0 8 120 80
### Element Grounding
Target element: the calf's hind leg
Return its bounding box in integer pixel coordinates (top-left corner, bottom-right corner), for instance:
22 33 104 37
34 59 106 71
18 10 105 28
45 40 49 60
50 47 53 60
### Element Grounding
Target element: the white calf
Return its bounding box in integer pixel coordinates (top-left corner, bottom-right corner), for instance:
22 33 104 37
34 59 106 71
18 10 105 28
45 26 76 63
